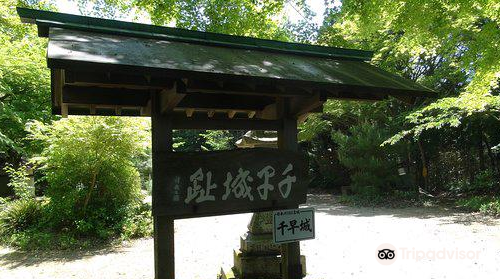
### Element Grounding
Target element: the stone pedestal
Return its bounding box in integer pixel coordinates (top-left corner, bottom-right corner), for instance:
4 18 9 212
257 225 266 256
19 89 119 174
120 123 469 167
218 212 306 279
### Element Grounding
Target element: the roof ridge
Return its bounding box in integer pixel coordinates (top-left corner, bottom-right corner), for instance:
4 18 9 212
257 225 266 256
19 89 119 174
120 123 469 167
17 7 373 61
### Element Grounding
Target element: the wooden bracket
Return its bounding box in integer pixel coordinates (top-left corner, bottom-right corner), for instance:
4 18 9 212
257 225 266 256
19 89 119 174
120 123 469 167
161 82 185 114
290 93 326 118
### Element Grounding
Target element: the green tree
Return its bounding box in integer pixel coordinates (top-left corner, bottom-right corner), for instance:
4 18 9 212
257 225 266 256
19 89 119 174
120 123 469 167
0 0 55 163
320 0 500 148
75 0 296 40
333 122 405 195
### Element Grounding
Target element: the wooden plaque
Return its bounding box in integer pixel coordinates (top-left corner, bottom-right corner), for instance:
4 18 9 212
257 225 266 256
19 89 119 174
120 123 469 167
153 148 308 218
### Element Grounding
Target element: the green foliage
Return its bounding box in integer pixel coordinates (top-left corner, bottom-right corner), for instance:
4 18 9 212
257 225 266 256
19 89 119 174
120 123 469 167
3 163 34 199
456 196 500 216
333 122 405 195
321 0 500 146
1 116 153 247
121 202 153 239
202 130 238 151
76 0 293 40
447 170 499 194
1 117 153 249
0 0 55 162
479 199 500 217
0 198 43 235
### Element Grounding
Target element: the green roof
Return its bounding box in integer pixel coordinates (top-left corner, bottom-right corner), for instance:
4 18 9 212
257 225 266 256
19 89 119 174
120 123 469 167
17 7 373 61
16 8 434 118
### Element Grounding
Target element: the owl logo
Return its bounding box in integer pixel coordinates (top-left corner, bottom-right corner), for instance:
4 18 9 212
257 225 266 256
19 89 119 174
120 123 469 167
378 249 395 260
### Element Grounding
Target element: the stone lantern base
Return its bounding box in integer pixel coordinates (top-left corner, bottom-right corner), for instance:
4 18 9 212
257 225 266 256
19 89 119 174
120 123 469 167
218 212 306 279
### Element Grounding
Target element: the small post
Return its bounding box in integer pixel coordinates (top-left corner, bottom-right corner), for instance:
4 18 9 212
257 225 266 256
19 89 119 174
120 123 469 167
152 92 175 279
277 97 302 279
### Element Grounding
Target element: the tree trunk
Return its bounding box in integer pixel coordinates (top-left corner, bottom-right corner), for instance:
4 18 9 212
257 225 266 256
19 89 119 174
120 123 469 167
83 170 98 212
478 132 485 171
417 138 428 191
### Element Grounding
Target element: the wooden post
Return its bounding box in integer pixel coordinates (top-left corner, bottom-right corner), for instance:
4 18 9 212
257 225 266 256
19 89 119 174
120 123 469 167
152 92 175 279
277 97 302 279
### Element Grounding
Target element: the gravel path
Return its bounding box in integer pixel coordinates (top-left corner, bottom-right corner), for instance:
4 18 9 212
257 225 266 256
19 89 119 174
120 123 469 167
1 194 499 279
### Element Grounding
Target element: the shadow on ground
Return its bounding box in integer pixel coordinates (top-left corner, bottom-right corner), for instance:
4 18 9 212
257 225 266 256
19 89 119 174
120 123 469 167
0 240 138 269
305 193 500 226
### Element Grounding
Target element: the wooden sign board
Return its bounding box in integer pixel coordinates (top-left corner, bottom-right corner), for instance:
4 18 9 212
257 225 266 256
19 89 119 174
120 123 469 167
153 148 308 218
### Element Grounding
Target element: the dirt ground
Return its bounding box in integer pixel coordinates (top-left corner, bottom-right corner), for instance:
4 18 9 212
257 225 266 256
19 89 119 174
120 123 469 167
1 194 499 279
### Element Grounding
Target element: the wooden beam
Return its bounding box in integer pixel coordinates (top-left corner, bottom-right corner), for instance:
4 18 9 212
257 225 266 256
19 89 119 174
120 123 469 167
61 104 68 118
185 108 194 117
227 110 236 119
177 92 273 111
65 70 175 90
207 110 215 118
52 69 64 110
256 103 277 120
290 93 326 117
323 89 384 101
151 92 175 279
141 99 152 116
171 116 280 130
248 111 256 119
160 83 185 113
115 106 122 115
180 79 313 97
63 85 151 106
277 97 302 279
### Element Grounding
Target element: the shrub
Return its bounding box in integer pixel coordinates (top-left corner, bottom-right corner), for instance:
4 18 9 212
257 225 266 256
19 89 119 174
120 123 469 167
448 170 498 194
121 202 153 239
456 196 500 216
0 198 43 235
479 200 500 217
4 164 34 199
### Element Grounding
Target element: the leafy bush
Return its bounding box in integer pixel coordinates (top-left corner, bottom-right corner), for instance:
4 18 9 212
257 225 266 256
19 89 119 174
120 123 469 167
121 202 153 239
479 200 500 217
0 117 153 249
447 170 499 194
0 198 43 235
4 164 34 199
456 196 500 216
456 196 491 211
26 117 147 239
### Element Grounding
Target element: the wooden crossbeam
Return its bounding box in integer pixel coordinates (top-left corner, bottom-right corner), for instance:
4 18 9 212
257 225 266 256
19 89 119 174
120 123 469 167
170 115 280 130
65 70 175 90
179 79 313 97
63 85 151 106
176 92 273 111
323 89 385 101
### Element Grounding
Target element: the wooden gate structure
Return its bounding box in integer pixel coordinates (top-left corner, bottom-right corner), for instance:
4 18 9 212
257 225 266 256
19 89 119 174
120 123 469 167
18 8 434 279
